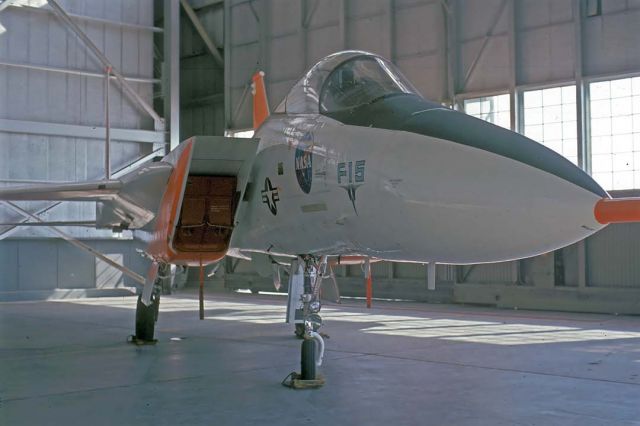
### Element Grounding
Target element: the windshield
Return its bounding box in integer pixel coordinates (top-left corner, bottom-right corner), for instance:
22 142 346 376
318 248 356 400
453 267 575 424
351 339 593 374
319 56 419 113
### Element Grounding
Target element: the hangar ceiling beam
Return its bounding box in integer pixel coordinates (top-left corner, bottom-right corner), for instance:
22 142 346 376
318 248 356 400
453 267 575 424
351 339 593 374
303 0 319 28
574 0 589 289
258 0 270 80
574 0 590 174
0 60 160 84
224 0 232 129
164 0 180 151
386 0 396 63
6 3 163 32
300 0 319 69
47 0 164 132
0 119 164 144
443 0 457 107
182 93 224 108
507 0 519 132
180 0 224 67
0 221 96 227
0 0 16 13
189 0 224 10
339 0 348 49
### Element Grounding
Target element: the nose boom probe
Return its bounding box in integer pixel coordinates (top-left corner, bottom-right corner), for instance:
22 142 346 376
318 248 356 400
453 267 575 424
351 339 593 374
595 198 640 224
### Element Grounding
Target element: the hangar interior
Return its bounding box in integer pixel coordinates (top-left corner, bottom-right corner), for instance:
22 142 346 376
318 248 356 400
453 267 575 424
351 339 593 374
1 0 640 315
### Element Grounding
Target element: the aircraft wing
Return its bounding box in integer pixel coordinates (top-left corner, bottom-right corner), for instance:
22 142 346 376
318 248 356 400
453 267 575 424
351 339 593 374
0 180 122 201
0 160 174 230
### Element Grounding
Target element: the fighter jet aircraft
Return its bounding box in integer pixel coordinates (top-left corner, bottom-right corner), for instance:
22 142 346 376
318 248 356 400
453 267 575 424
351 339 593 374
2 50 639 384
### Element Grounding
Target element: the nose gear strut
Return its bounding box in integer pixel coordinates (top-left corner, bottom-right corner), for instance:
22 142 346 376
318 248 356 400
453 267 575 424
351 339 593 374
283 255 326 388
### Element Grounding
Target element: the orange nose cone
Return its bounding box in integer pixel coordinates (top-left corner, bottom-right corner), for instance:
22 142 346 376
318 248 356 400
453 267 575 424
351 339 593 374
594 198 640 224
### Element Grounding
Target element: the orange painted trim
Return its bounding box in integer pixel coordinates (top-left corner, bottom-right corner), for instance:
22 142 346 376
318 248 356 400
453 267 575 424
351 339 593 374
594 197 640 224
147 140 195 262
252 71 269 129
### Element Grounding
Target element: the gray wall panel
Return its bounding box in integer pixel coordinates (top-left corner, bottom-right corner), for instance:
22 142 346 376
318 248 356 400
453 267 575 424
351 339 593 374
395 2 442 59
397 54 444 101
460 34 510 93
1 4 155 129
518 0 573 30
457 0 508 41
306 0 340 28
0 0 153 293
583 9 640 76
561 244 579 288
395 262 424 279
269 36 303 82
57 243 95 289
0 241 19 291
306 25 342 68
229 44 259 87
229 85 253 129
47 137 77 181
18 240 58 290
230 2 259 46
518 24 575 85
349 0 386 18
269 79 296 110
6 69 28 121
587 224 640 289
460 262 515 284
270 0 300 36
94 240 139 288
348 14 391 58
0 34 5 119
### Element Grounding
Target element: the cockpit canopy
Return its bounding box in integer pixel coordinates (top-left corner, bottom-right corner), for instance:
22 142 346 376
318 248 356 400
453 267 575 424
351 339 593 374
275 51 420 115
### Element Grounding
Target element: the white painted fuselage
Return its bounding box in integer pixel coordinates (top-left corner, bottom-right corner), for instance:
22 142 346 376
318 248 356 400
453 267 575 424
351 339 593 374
230 114 605 264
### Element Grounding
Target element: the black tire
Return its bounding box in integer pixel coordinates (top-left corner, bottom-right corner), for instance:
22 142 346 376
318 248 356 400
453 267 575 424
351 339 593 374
301 338 316 380
295 323 305 339
135 294 158 342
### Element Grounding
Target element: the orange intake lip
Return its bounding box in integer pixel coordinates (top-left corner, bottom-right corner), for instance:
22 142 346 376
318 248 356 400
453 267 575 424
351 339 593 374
594 198 640 224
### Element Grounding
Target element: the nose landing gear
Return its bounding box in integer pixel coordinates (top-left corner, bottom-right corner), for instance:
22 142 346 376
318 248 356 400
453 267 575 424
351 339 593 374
283 256 327 388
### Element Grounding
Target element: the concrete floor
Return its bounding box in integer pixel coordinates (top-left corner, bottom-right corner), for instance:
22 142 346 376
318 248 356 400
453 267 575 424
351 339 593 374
1 291 640 426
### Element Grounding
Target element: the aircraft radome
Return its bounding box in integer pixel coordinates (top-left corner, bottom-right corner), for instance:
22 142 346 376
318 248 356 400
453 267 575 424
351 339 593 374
2 50 640 386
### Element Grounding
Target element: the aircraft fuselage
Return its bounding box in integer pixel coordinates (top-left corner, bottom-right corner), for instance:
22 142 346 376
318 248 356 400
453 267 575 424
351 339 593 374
230 113 605 264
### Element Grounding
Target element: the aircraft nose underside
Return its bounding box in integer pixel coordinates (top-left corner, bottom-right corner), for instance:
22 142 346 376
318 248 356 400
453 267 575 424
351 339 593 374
372 138 606 263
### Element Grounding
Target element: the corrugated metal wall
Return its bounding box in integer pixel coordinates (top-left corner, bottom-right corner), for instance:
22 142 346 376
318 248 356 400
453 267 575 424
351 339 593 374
0 238 148 292
587 224 640 288
0 0 157 294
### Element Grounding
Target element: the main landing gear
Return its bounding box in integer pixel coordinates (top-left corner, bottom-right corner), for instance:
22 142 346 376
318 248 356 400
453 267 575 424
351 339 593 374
129 263 169 345
283 256 326 388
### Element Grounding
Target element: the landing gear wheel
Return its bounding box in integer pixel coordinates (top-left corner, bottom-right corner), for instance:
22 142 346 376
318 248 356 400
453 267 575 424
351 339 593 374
131 294 159 344
301 338 317 380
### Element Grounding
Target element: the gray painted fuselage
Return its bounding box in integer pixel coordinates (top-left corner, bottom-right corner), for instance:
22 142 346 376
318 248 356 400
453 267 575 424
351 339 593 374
230 110 606 264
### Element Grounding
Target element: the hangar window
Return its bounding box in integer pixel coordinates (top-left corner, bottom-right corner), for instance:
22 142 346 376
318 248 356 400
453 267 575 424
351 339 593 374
463 94 510 129
590 77 640 190
523 85 578 165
